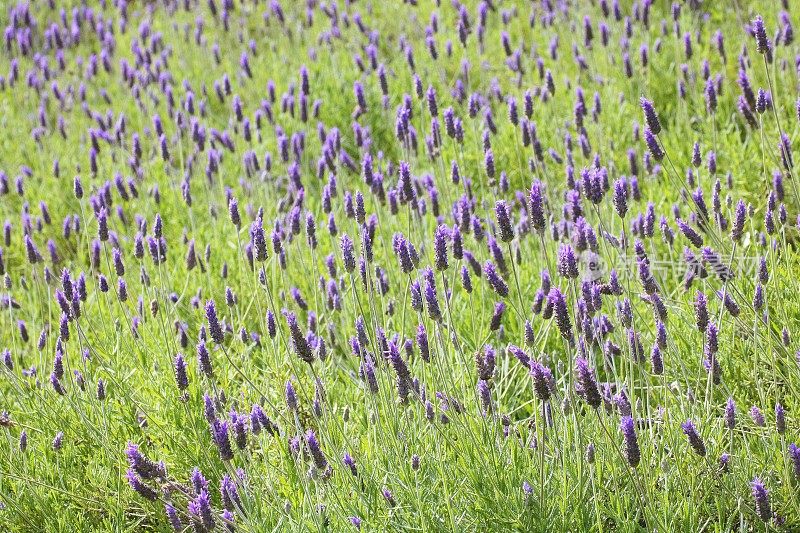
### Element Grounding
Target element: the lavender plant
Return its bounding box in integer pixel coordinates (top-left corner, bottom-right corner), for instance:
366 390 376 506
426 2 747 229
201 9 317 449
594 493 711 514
0 1 799 531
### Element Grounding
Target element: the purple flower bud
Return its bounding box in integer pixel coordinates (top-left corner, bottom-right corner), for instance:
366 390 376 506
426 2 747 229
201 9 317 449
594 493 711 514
127 469 158 501
694 291 709 333
433 225 449 271
173 354 188 391
691 142 701 167
460 265 472 294
278 378 300 417
417 324 430 362
228 198 241 228
426 85 438 117
756 89 767 114
74 176 84 199
220 474 242 512
484 261 509 298
643 128 663 161
353 81 367 112
731 199 746 241
343 452 358 477
752 16 771 55
529 180 546 232
704 78 717 114
681 420 706 456
751 477 771 522
341 234 356 273
639 97 661 134
286 311 314 364
489 302 505 331
115 277 128 300
197 341 212 378
724 397 737 429
361 355 379 394
530 361 552 402
776 403 786 434
575 356 601 408
750 405 766 427
650 345 663 375
484 149 495 178
477 380 492 414
382 487 396 507
188 489 215 530
557 244 579 279
779 133 793 171
125 442 165 481
676 218 703 248
388 343 412 404
164 503 181 531
306 429 329 470
789 444 800 480
422 267 442 321
24 235 41 264
548 288 572 341
620 416 640 467
205 300 225 345
612 178 628 218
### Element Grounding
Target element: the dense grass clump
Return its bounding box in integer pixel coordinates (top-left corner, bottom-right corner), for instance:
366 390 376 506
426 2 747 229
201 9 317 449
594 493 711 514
1 0 800 531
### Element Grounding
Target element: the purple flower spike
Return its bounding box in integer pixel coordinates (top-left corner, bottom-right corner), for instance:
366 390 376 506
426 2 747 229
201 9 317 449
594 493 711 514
485 149 495 178
495 201 514 242
752 16 771 55
420 267 442 321
433 225 449 271
724 397 736 429
681 420 706 457
620 416 640 468
643 128 663 161
341 234 356 273
557 244 579 279
612 178 628 218
173 354 188 391
639 97 661 135
548 288 572 341
282 380 298 413
750 405 766 427
306 429 329 470
530 361 552 402
575 357 601 408
751 477 771 522
775 403 786 434
788 444 800 480
529 180 546 232
205 300 225 345
189 489 215 531
211 420 234 461
286 311 314 364
484 261 509 298
127 469 159 501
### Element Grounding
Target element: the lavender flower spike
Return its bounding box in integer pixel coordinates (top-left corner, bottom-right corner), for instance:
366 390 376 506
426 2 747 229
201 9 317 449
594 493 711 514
484 261 509 298
752 16 770 55
639 97 661 135
205 300 225 345
575 357 601 408
751 477 771 522
433 225 449 271
620 416 640 468
681 420 706 457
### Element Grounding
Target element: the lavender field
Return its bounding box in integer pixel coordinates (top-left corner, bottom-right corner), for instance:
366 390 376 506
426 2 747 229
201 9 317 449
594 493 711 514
1 0 800 530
